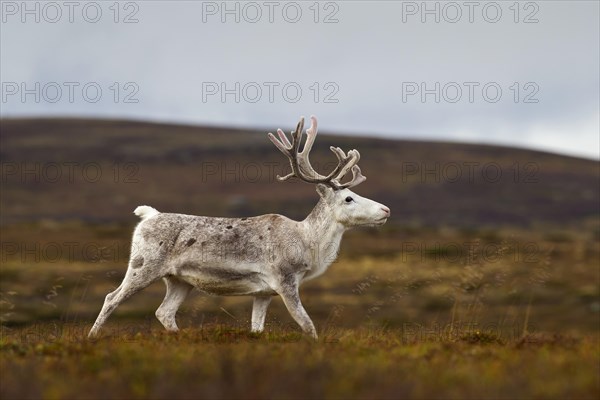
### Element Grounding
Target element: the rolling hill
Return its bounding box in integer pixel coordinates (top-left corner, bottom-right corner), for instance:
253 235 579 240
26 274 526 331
1 118 597 232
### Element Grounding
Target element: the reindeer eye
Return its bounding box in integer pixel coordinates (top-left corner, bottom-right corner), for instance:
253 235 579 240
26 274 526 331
345 196 354 203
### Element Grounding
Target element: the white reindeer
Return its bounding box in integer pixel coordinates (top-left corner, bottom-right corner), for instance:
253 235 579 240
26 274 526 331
89 116 390 339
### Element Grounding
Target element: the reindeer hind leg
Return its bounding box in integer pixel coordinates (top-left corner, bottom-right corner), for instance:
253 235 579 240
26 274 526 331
155 276 193 331
88 256 161 338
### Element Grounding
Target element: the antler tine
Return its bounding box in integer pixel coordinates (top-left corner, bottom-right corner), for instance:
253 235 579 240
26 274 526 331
276 128 292 149
268 117 305 182
296 115 328 180
268 131 288 154
268 116 367 189
302 115 318 155
329 148 358 180
268 116 305 154
291 117 304 153
333 165 367 189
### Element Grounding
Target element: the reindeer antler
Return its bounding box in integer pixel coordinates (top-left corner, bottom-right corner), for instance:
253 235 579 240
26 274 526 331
268 116 366 190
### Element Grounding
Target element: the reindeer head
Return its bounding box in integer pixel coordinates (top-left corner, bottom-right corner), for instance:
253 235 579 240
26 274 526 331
268 116 390 227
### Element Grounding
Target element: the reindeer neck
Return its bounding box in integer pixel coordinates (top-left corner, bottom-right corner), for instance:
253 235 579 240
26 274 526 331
300 198 346 278
303 197 344 236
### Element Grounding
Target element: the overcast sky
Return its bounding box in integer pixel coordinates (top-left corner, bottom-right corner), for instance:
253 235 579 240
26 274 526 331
1 1 598 159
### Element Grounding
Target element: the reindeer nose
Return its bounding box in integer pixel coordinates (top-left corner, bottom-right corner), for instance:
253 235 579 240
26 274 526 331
381 206 390 217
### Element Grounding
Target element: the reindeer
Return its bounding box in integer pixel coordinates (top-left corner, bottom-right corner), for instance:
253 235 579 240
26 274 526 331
88 116 390 339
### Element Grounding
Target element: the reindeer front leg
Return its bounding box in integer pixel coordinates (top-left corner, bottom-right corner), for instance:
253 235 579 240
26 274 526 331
277 284 317 339
251 296 272 333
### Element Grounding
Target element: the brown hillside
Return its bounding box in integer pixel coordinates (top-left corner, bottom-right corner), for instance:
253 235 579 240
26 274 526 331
1 118 598 230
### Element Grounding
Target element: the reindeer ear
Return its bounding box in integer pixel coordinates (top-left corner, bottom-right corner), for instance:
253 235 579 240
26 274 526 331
316 183 333 200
